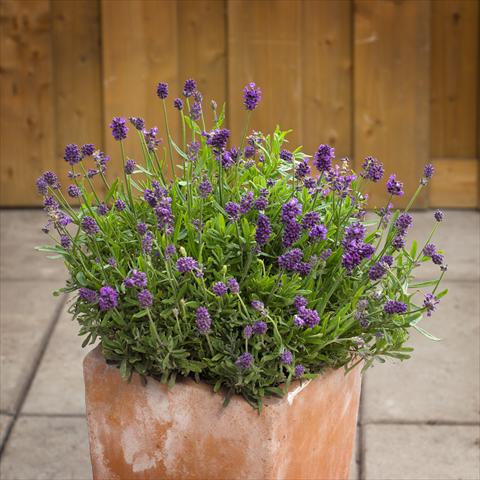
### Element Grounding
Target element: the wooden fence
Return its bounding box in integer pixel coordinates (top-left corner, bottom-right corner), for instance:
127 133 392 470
1 0 478 208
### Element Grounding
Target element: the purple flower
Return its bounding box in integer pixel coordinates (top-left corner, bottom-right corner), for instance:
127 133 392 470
242 325 253 339
165 244 176 259
173 98 183 110
320 248 332 261
98 286 118 311
60 234 71 249
280 149 293 163
392 235 406 251
176 256 199 273
205 128 230 153
432 253 444 265
423 243 436 257
283 220 301 247
138 289 153 308
278 248 304 271
342 241 374 273
244 145 255 159
382 255 394 266
243 82 262 111
225 202 240 221
255 214 272 246
67 184 81 198
124 269 147 288
107 257 116 267
114 199 126 211
386 174 404 196
36 176 48 195
227 278 240 294
187 141 201 162
198 177 212 198
220 150 236 169
87 168 99 178
79 287 97 304
97 204 109 216
295 159 310 179
434 210 444 222
361 156 384 182
254 192 269 211
253 321 267 335
281 198 302 224
251 300 265 313
395 213 413 233
190 101 202 121
144 127 161 152
196 306 211 334
154 195 174 235
240 191 254 214
314 144 334 172
81 216 99 235
297 306 320 328
294 364 305 377
343 222 366 243
368 262 387 281
64 144 81 165
142 231 153 254
309 224 328 242
302 212 320 230
129 116 145 131
43 195 59 211
183 78 197 98
81 144 95 157
294 296 308 310
423 293 439 317
384 300 407 315
235 352 253 369
109 117 128 141
280 350 293 365
42 171 60 189
124 159 136 175
424 163 435 180
156 82 168 99
212 281 228 297
136 223 147 235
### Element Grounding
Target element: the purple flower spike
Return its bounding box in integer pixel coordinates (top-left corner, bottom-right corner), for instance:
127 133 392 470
79 287 97 304
129 116 145 131
124 159 136 175
235 352 254 369
114 199 126 211
384 300 407 315
424 163 435 180
225 202 240 221
183 78 197 98
314 144 334 172
227 278 240 294
196 306 211 334
251 300 265 313
173 98 183 110
423 293 439 317
205 128 230 154
156 82 169 99
294 296 308 310
212 281 228 297
361 156 384 182
190 101 202 121
243 325 253 339
176 256 199 273
64 144 81 165
36 176 48 196
198 177 212 198
243 82 262 111
280 350 293 365
138 289 153 308
386 174 404 196
432 253 444 265
280 149 293 163
98 286 118 311
81 144 95 157
60 235 71 249
309 224 328 242
124 269 147 288
423 243 436 257
136 223 147 235
109 117 128 141
81 216 99 235
434 210 444 222
97 204 109 216
252 321 267 335
255 214 272 246
294 364 305 377
67 184 81 198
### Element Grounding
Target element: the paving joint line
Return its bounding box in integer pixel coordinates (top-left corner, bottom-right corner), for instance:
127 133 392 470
0 294 68 459
19 413 86 418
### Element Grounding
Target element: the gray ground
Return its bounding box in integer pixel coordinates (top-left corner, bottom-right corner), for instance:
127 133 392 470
0 209 479 479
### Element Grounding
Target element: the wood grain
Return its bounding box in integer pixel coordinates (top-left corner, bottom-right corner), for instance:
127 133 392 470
0 0 55 206
354 0 430 209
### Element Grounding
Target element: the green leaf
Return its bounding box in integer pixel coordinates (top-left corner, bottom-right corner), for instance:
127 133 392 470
413 324 442 341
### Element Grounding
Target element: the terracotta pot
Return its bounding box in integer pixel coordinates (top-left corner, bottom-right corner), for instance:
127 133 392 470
84 347 361 480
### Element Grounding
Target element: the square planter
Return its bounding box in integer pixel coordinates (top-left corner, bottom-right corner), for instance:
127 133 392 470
84 347 361 479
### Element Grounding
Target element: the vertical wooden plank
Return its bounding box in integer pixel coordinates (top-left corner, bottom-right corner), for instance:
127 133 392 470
354 0 430 208
0 0 54 206
178 0 227 119
51 0 103 193
302 0 352 160
101 0 179 180
228 0 302 147
430 0 479 159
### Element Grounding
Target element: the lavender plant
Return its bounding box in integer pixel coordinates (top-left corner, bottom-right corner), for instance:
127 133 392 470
36 80 447 409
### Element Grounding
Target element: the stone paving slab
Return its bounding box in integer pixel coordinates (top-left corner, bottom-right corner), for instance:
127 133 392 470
22 300 93 415
0 210 66 281
363 280 480 423
0 416 91 480
363 424 480 480
0 281 65 414
406 210 479 281
0 414 12 450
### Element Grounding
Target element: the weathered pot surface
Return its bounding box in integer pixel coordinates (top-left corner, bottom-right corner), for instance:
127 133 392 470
84 346 361 480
